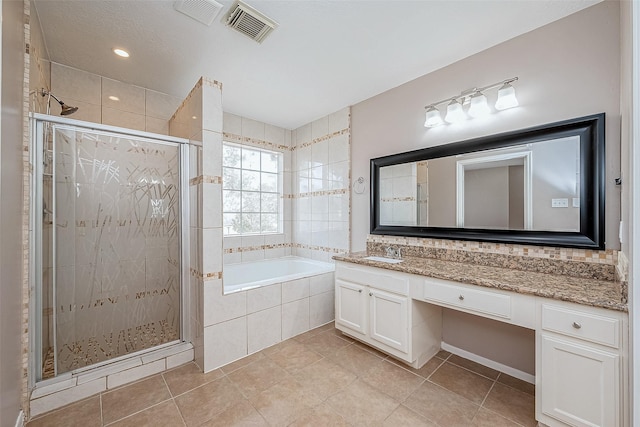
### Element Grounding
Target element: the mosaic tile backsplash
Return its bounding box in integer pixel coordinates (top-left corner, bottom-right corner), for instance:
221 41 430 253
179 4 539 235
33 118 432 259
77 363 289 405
367 235 619 281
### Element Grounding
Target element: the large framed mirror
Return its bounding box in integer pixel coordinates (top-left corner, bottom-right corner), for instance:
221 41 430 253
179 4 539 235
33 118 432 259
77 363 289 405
370 113 605 249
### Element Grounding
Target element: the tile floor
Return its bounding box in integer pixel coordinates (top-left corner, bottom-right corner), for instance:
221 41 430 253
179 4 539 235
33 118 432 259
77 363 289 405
26 324 536 426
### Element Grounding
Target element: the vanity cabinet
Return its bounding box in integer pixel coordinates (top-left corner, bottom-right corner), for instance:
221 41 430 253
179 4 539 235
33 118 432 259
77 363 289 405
335 262 441 367
536 301 625 427
334 259 628 427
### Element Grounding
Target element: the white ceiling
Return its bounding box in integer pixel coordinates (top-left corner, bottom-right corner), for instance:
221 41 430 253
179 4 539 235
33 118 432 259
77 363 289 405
33 0 600 129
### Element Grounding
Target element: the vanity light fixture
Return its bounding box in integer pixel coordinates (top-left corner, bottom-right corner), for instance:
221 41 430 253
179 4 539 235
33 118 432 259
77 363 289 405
495 81 519 110
468 91 491 118
444 99 466 123
424 106 444 127
424 77 518 127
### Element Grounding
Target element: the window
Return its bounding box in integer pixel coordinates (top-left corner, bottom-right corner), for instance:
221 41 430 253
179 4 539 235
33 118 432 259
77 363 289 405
222 142 282 235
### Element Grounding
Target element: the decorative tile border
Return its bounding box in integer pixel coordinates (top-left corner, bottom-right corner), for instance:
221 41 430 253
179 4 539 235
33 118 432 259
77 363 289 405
367 234 617 264
295 188 349 198
293 243 347 254
381 197 416 202
223 132 291 152
189 268 223 281
224 243 291 253
189 175 222 186
296 128 350 149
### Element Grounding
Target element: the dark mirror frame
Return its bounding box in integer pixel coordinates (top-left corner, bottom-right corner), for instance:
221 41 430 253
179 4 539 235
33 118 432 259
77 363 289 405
370 113 605 249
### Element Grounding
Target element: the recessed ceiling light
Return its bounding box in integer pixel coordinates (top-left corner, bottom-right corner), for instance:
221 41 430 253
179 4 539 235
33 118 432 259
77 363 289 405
192 116 197 120
108 95 120 101
113 48 130 58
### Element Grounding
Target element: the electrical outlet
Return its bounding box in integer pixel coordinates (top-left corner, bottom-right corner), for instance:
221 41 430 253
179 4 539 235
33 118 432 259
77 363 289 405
551 198 569 208
572 198 580 208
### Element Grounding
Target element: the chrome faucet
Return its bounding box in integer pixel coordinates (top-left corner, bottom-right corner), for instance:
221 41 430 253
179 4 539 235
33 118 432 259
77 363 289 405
384 246 401 259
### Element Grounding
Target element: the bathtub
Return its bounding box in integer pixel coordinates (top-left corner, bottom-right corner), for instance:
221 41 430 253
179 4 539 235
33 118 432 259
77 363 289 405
223 256 335 293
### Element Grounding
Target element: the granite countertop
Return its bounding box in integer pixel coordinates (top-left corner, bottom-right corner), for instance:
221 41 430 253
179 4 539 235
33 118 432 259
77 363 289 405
333 252 628 312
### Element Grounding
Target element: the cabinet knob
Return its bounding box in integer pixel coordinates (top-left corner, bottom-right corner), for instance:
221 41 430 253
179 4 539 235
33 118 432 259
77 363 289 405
458 295 464 301
358 289 362 293
572 322 582 329
369 292 373 296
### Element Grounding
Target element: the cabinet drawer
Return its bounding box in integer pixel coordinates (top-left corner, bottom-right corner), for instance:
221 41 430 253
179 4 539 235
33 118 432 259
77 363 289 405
541 304 620 348
423 279 511 319
336 264 409 295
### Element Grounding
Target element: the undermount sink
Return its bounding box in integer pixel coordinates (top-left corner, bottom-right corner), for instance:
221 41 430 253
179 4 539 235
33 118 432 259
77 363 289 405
363 256 404 264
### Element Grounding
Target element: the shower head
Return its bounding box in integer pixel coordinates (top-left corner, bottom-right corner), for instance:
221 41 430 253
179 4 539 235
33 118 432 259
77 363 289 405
40 89 79 116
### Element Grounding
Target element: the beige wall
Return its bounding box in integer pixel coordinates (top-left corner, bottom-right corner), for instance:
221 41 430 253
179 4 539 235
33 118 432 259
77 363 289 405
351 1 621 375
1 0 27 424
351 1 621 251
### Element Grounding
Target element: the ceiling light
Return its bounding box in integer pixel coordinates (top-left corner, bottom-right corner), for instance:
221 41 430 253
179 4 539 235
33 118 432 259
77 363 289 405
468 91 490 118
422 77 518 128
113 48 130 58
424 106 443 127
108 95 120 101
445 99 466 124
495 82 519 110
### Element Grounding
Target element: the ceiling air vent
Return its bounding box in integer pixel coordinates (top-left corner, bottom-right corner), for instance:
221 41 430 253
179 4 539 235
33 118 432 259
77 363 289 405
174 0 224 26
225 1 278 43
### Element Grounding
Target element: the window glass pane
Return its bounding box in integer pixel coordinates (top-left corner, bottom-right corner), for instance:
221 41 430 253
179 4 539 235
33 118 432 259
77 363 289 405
262 152 279 173
242 213 261 233
261 172 278 192
261 193 278 213
242 191 260 212
223 213 241 235
241 170 260 191
223 168 241 190
223 145 241 168
242 149 261 171
261 214 278 233
223 190 241 212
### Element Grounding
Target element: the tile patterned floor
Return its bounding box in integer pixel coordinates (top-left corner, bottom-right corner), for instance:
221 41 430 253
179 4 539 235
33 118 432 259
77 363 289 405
27 324 536 427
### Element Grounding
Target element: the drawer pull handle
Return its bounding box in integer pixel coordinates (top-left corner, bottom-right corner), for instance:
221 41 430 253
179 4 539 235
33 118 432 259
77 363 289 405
458 295 464 301
572 322 582 329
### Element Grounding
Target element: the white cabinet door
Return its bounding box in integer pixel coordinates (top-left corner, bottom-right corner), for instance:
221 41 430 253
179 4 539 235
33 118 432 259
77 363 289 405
540 334 619 427
336 279 367 335
369 288 409 353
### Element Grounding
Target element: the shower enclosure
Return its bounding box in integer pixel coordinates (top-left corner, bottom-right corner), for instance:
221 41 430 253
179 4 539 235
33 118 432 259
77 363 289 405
31 115 188 381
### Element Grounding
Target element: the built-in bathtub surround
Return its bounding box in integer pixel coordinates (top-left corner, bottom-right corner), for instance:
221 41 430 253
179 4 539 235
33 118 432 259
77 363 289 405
292 108 352 262
224 257 334 293
204 268 335 369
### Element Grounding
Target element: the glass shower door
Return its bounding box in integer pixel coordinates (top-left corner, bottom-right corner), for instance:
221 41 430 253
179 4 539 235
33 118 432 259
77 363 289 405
43 124 181 377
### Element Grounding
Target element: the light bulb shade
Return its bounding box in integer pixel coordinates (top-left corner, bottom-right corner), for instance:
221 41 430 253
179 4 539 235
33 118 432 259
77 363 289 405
424 106 443 127
468 92 490 118
495 83 519 110
445 99 466 123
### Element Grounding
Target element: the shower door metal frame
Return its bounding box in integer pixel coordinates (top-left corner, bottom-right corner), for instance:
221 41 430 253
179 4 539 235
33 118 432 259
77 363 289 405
29 113 191 386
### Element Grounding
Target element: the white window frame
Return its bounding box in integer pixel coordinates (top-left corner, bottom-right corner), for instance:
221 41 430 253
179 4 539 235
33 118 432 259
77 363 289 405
222 141 283 236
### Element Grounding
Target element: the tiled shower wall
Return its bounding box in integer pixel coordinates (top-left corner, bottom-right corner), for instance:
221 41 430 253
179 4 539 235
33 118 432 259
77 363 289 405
292 108 352 261
222 113 293 264
32 62 181 134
